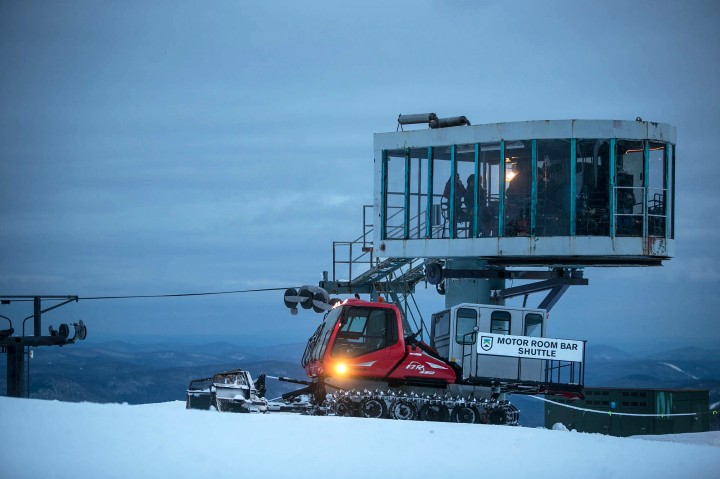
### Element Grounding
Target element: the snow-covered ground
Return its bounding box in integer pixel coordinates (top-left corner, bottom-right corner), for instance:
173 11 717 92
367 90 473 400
2 397 719 479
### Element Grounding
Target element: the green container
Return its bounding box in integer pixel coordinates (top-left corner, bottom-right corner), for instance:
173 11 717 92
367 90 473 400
545 387 710 436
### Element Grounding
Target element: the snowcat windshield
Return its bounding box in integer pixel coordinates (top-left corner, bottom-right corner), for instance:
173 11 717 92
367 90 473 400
330 306 398 359
304 306 343 365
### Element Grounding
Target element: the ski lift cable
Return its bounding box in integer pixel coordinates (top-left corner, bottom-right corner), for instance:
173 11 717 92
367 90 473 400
78 286 297 301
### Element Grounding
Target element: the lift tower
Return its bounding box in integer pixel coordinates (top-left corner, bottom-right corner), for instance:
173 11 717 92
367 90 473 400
0 295 87 397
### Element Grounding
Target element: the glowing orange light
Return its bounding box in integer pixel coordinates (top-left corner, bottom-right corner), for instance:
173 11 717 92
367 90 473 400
334 363 348 375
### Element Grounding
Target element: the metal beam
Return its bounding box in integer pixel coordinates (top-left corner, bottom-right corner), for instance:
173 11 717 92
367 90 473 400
538 285 571 311
428 266 584 282
491 277 588 300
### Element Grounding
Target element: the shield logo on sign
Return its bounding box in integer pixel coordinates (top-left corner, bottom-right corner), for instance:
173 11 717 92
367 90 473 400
481 336 493 351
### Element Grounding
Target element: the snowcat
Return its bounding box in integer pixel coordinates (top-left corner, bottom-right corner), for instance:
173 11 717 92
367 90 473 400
188 297 585 425
293 297 583 424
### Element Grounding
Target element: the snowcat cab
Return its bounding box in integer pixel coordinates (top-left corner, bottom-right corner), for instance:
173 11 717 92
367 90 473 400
301 298 456 392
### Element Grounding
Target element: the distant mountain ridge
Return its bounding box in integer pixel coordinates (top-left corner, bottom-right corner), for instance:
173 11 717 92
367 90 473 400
0 340 307 404
1 341 718 428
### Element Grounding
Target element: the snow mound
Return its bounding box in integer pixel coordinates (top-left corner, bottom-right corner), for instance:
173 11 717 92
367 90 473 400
1 397 718 479
552 422 571 432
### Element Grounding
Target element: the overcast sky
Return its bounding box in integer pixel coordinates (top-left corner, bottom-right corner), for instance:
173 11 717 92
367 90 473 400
1 1 719 350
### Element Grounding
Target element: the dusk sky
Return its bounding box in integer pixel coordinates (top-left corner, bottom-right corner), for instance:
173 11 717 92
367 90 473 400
1 1 719 351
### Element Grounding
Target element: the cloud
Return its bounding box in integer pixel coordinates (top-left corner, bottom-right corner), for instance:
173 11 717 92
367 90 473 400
1 1 719 345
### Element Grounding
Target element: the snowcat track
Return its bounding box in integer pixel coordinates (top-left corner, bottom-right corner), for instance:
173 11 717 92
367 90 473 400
324 389 519 426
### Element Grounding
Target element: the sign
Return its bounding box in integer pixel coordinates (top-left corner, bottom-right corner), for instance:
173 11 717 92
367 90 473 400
476 333 584 362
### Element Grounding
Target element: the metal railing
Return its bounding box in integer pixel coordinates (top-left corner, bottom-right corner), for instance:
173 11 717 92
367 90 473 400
330 205 428 335
331 205 375 282
613 186 667 237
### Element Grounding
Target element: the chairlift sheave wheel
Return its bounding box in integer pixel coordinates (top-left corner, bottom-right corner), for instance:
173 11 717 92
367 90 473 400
425 263 443 285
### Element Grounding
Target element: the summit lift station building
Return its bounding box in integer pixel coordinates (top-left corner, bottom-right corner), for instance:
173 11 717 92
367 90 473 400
366 117 700 435
318 116 701 433
368 117 675 308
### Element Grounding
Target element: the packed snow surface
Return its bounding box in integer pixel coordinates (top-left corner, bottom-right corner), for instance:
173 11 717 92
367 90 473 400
2 397 719 479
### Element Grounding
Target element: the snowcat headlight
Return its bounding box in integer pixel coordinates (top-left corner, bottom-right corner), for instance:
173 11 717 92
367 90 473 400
334 362 348 375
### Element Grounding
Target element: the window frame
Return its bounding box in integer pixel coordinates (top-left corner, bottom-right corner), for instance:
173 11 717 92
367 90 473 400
455 308 478 344
490 310 511 335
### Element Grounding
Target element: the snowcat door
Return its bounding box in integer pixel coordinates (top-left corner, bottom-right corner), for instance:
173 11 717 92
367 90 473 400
454 307 479 376
430 310 451 359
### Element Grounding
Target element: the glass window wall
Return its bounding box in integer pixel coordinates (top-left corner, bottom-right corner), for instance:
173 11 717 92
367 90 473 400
536 139 571 236
647 142 667 237
381 137 674 242
504 141 532 236
430 147 451 238
385 149 407 239
575 139 611 236
406 147 428 239
478 144 502 237
615 140 645 236
451 144 476 238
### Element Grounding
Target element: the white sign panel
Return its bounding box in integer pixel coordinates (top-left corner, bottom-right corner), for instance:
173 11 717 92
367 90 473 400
477 333 584 362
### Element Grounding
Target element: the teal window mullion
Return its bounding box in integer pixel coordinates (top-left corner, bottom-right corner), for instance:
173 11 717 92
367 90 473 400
425 147 434 239
404 150 411 239
473 143 480 238
449 145 457 239
665 143 672 242
530 139 537 236
498 141 506 237
643 141 649 239
670 143 676 239
570 138 577 236
609 138 616 237
381 150 388 240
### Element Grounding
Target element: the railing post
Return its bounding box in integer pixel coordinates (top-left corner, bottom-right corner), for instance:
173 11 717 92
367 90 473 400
332 242 337 281
426 147 434 238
